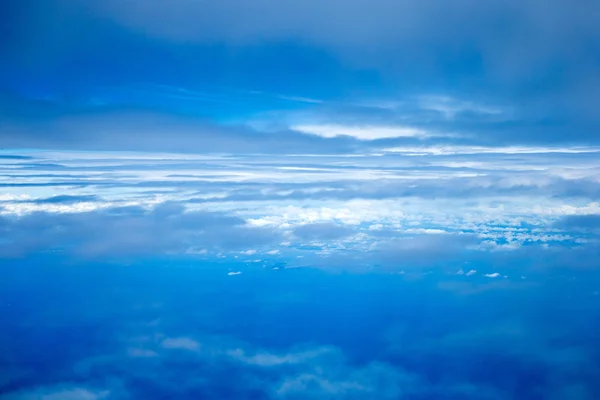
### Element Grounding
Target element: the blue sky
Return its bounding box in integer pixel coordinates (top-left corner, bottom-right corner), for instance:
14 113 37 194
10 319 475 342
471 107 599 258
1 1 600 399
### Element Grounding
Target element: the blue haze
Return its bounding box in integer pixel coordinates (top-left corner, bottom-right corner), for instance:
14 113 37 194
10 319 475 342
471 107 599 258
1 0 600 399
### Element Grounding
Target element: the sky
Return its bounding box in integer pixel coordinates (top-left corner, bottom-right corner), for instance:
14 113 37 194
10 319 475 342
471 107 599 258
1 1 600 399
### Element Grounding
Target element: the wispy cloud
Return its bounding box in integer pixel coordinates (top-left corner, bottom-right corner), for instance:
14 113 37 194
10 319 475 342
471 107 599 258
291 124 444 140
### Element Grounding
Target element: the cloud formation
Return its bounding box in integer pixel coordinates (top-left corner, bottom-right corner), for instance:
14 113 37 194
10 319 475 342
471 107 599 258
1 149 599 271
0 203 280 258
2 259 598 399
2 2 600 399
2 0 600 151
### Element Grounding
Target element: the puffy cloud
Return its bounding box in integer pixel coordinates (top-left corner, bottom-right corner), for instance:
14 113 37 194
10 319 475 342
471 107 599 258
484 273 501 278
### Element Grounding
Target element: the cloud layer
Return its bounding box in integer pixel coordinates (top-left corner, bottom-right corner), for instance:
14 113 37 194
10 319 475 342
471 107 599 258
2 2 600 398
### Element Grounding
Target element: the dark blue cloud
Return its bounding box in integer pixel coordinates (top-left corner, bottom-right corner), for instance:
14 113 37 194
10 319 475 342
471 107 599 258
1 259 599 399
553 214 600 232
0 91 364 153
1 0 599 150
0 155 32 160
31 194 100 204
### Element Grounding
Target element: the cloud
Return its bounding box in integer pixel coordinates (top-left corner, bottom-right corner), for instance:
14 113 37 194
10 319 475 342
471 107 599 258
31 195 100 204
292 223 354 241
372 234 480 267
466 270 477 276
0 386 110 400
78 0 600 88
382 145 600 155
3 0 600 153
227 347 332 367
0 204 281 258
161 337 201 351
553 214 600 232
484 273 501 278
291 124 434 140
0 97 357 154
1 149 600 270
417 95 504 119
127 348 159 358
3 252 600 399
274 362 413 400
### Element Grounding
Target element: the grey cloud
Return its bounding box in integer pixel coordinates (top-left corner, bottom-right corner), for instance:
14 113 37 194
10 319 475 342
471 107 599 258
110 332 417 400
87 0 599 61
0 96 359 154
79 0 600 98
553 214 600 232
274 361 414 400
292 223 354 241
188 176 600 203
0 204 280 258
5 0 600 137
372 233 481 267
0 155 33 160
283 99 600 145
0 386 110 400
31 194 100 204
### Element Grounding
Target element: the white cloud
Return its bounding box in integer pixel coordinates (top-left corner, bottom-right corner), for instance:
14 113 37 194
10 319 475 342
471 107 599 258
2 149 600 264
383 145 600 156
291 124 431 140
228 271 242 276
466 270 477 276
484 273 501 278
